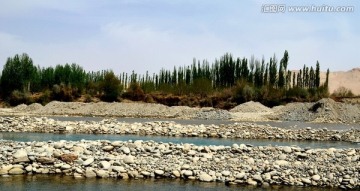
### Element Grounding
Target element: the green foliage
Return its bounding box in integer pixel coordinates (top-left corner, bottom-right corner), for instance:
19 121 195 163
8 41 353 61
123 82 145 101
38 90 52 105
0 51 330 107
8 90 33 106
0 53 37 95
100 71 122 102
51 84 76 102
191 78 213 97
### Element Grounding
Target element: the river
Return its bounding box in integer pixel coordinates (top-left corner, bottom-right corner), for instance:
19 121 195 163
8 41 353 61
0 175 343 191
0 117 358 190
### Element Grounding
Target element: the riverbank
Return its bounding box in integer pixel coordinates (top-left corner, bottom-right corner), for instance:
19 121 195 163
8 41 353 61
1 98 359 123
0 139 358 189
0 116 359 143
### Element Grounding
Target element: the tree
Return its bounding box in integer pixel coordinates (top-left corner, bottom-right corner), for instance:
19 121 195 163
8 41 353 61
0 53 37 95
100 71 122 101
315 61 320 88
325 68 330 89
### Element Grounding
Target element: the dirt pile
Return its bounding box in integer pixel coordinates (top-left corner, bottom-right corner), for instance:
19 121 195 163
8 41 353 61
230 101 272 113
12 101 232 120
273 98 360 123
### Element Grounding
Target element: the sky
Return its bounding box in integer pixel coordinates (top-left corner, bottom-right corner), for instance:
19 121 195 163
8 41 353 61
0 0 359 75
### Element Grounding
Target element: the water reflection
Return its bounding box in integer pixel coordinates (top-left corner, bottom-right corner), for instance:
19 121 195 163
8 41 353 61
0 132 358 149
0 175 342 191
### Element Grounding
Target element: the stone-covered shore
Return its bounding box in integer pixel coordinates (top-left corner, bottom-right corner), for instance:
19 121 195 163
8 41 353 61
0 140 359 189
0 116 359 189
0 117 359 142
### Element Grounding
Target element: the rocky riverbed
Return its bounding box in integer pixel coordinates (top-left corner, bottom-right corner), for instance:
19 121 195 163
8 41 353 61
0 140 359 189
0 116 359 143
2 98 359 123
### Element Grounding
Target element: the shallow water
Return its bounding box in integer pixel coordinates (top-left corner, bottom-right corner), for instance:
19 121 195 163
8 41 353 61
1 132 358 149
50 116 360 130
0 175 343 191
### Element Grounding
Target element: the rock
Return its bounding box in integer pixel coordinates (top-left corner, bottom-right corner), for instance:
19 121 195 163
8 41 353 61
13 156 30 163
236 172 246 179
54 142 64 149
61 164 71 170
278 154 287 160
182 170 193 176
172 170 181 178
154 170 164 176
123 155 135 164
187 150 196 156
74 173 83 178
25 165 32 172
60 153 78 163
120 173 129 179
13 149 28 158
302 178 312 184
347 150 356 156
247 179 257 185
247 158 255 164
181 164 190 170
221 170 231 177
37 157 55 164
0 168 9 175
121 147 130 154
96 169 109 178
274 160 289 166
112 166 126 173
85 168 97 178
99 161 111 170
83 158 94 166
199 173 213 182
141 171 151 176
9 168 24 175
183 144 191 152
111 141 123 147
252 174 263 182
312 175 321 181
102 146 114 152
283 146 292 153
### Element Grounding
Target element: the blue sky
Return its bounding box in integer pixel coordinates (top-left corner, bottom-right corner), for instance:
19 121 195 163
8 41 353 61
0 0 358 74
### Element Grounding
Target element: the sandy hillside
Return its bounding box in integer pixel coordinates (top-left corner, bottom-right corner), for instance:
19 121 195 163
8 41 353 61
329 68 360 95
320 68 360 95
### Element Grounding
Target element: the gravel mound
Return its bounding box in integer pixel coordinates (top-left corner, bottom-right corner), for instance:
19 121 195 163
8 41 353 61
273 98 360 123
13 104 27 111
25 103 43 112
230 101 272 113
195 107 232 120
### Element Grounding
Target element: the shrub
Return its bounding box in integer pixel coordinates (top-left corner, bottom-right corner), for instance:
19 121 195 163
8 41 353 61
51 84 75 102
332 86 354 97
100 71 122 102
123 82 145 101
8 90 33 106
38 90 52 105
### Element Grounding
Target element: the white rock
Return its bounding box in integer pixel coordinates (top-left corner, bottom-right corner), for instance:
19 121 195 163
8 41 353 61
121 147 130 154
154 170 164 176
13 149 28 159
83 158 94 166
199 173 213 182
312 175 321 181
99 161 111 170
221 170 231 177
123 155 135 164
61 164 71 170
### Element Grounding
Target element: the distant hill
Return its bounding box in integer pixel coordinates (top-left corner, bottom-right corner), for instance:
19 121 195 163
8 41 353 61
320 68 360 95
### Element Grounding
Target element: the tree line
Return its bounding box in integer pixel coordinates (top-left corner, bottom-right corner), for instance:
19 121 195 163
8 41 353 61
0 51 330 107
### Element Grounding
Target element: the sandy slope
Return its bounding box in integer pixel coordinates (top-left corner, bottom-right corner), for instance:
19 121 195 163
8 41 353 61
321 68 360 95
